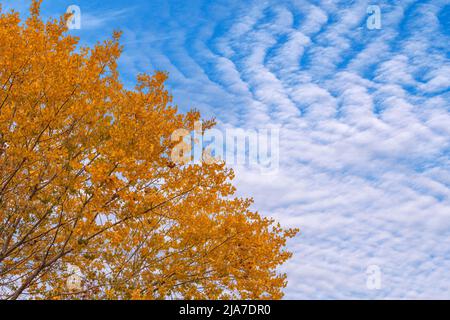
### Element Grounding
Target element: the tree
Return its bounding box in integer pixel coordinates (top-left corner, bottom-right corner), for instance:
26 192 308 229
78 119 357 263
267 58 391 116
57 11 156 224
0 1 298 300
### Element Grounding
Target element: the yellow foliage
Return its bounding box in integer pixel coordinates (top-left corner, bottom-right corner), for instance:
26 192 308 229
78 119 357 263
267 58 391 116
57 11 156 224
0 1 298 300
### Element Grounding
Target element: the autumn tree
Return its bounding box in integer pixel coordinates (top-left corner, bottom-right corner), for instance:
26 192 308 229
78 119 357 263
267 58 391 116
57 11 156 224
0 1 297 300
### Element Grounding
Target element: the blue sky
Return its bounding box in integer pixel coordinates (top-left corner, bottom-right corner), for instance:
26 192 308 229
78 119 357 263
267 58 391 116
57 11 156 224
3 0 450 299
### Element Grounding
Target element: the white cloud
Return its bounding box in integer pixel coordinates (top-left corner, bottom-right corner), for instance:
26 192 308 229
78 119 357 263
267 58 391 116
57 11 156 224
23 0 448 299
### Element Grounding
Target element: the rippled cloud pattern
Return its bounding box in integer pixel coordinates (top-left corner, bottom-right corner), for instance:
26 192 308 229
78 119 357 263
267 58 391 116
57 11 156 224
4 0 450 298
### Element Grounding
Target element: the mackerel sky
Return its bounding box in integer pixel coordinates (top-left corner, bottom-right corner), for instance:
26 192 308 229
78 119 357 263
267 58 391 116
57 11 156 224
3 0 450 299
